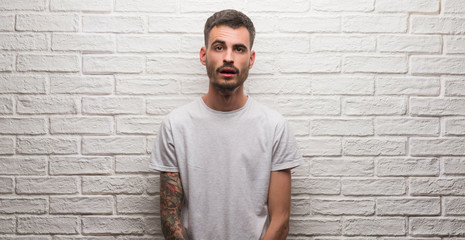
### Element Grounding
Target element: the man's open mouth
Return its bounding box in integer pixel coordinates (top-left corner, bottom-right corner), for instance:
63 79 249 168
219 67 238 77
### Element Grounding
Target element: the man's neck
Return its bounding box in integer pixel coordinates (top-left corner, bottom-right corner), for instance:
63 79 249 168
202 85 248 112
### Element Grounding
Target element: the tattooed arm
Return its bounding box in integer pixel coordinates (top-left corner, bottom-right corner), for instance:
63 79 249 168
160 171 189 240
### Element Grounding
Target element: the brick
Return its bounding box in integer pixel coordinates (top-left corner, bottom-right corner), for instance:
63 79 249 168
0 157 46 175
0 33 47 50
148 16 204 33
17 137 79 155
312 76 374 95
344 96 407 115
278 97 340 116
181 78 208 94
50 196 113 214
250 56 275 74
445 118 465 135
288 119 310 136
443 157 465 175
251 15 279 33
311 119 373 136
376 0 439 12
446 36 465 54
82 217 145 234
0 76 46 94
116 156 151 173
278 55 341 73
147 56 203 74
291 196 311 216
16 177 78 194
83 176 145 194
17 54 79 72
82 136 146 154
0 177 13 193
180 34 203 52
279 17 340 33
342 178 406 195
410 218 465 236
0 217 15 233
412 16 465 34
411 98 465 116
344 138 406 156
117 35 180 53
116 77 179 95
50 156 112 175
146 97 194 115
312 199 374 215
378 35 441 53
50 0 112 11
249 0 309 12
253 35 310 53
83 55 145 74
0 97 12 114
377 158 439 176
0 117 46 134
115 0 176 12
444 0 465 13
146 176 160 194
343 217 405 235
83 15 144 33
375 117 439 136
18 216 78 234
50 117 113 135
16 13 78 31
376 76 440 95
145 216 161 235
312 0 374 11
411 56 465 75
410 138 465 156
0 137 14 155
0 15 14 31
117 195 158 214
117 116 162 134
52 33 114 52
343 15 407 33
0 54 14 72
298 138 341 156
291 218 341 235
246 77 311 95
50 76 113 94
344 55 408 73
293 177 340 195
377 197 440 215
410 178 465 196
0 198 47 213
53 237 113 240
312 35 375 52
311 158 373 176
445 197 465 215
0 0 45 10
82 96 144 115
445 77 465 96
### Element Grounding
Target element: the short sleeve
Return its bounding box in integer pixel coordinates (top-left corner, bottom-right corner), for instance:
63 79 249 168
271 119 304 171
149 118 179 172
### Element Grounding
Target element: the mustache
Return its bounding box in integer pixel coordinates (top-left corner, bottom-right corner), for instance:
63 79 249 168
216 64 239 74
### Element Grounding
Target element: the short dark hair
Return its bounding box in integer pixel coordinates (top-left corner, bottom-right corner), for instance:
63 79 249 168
204 9 256 49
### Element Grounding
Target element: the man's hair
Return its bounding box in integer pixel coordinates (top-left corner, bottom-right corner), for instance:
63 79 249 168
204 9 256 49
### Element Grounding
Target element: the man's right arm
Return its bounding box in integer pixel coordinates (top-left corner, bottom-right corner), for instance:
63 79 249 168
160 171 188 240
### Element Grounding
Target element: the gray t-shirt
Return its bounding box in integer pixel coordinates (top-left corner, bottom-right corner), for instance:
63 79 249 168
150 97 303 240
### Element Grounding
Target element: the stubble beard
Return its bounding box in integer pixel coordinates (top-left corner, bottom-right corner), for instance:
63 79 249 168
206 59 250 94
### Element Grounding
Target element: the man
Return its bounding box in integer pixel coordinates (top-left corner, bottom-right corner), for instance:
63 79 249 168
150 9 303 240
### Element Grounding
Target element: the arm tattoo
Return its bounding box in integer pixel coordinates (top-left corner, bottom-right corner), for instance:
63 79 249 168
160 172 188 240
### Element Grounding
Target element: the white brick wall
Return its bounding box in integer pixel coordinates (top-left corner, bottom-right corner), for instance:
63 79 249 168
0 0 464 239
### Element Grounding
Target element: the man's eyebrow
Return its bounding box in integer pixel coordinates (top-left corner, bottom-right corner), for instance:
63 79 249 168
210 40 225 46
233 43 248 50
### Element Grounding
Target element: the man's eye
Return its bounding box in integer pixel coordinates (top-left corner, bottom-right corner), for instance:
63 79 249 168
236 48 244 52
215 46 223 51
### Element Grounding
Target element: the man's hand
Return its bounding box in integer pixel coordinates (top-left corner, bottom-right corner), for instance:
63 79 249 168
160 171 189 240
263 169 292 240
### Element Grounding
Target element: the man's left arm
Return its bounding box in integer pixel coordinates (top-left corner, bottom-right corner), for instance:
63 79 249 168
262 168 292 240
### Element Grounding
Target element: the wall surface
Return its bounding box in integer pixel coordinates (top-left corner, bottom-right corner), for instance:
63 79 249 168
1 0 465 239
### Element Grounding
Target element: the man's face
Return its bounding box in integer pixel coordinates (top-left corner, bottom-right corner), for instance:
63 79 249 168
200 25 255 93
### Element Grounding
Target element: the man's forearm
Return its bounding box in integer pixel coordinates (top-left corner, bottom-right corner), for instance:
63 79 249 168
160 172 188 240
262 216 289 240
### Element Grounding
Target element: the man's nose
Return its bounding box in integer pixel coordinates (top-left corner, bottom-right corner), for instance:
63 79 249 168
223 49 233 63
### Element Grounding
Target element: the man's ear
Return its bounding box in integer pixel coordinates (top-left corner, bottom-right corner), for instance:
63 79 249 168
249 50 256 69
200 46 207 66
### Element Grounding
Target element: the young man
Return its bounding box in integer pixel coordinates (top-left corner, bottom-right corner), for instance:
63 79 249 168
150 9 304 240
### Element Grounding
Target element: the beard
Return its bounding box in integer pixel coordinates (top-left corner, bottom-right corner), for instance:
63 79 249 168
206 59 250 93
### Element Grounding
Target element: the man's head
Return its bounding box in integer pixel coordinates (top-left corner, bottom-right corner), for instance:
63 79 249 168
200 9 256 94
203 9 255 49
